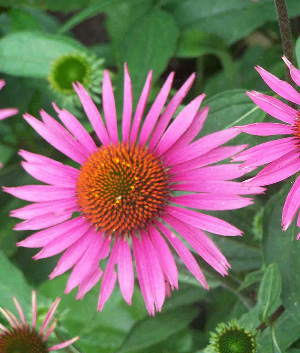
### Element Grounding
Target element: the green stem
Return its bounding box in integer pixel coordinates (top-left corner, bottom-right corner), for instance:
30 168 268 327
274 0 296 88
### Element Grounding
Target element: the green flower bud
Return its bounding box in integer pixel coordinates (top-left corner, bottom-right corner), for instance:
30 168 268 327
48 52 104 108
205 320 257 353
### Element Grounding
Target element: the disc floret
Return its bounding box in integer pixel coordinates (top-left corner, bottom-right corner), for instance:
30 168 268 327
76 143 170 236
205 320 257 353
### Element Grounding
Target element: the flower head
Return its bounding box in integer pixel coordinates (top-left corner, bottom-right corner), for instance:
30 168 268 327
234 56 300 238
48 52 104 107
0 291 79 353
5 65 262 315
0 79 18 167
205 320 257 353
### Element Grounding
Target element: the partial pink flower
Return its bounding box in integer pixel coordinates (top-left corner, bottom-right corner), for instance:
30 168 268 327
0 80 18 121
0 291 79 352
5 65 262 315
0 80 18 167
234 56 300 237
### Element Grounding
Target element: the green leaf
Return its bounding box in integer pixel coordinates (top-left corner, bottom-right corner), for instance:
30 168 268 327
0 249 33 312
164 0 300 45
239 270 264 291
8 8 41 32
271 325 283 353
257 264 281 323
59 0 150 33
116 8 179 103
0 31 84 78
257 311 300 353
203 90 266 146
263 184 300 324
119 306 199 353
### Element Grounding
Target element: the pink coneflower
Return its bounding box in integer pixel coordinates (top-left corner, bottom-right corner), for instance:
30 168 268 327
0 80 18 167
0 291 79 352
5 65 263 315
233 56 300 237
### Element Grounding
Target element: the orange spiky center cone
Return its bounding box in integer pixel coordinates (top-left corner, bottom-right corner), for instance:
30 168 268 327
76 143 170 236
0 326 48 353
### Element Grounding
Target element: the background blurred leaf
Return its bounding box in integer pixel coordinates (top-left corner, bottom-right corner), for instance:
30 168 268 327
163 0 300 45
202 89 266 146
119 306 199 353
257 263 281 323
0 31 84 78
263 184 300 324
112 7 179 106
0 249 33 311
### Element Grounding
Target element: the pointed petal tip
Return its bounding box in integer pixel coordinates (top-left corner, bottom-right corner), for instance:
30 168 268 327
52 102 60 113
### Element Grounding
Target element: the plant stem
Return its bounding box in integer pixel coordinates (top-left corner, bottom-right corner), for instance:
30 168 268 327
256 305 285 332
274 0 296 88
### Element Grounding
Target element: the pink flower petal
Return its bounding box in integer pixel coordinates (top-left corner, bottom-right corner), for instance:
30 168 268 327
102 70 119 144
282 175 300 230
154 94 205 156
53 104 97 154
170 164 251 182
21 161 78 187
148 225 178 289
164 128 240 166
139 72 174 146
171 180 265 195
130 71 152 145
282 55 300 87
244 158 300 186
18 217 87 248
23 114 86 164
117 238 134 305
14 212 72 231
73 82 110 145
256 65 300 104
33 221 90 259
48 337 79 351
155 221 208 288
98 240 119 311
0 108 18 121
3 185 75 202
246 91 296 124
169 145 247 174
50 228 95 279
166 205 242 236
162 215 230 275
170 194 253 211
236 122 293 136
11 198 78 220
122 63 133 144
149 73 196 150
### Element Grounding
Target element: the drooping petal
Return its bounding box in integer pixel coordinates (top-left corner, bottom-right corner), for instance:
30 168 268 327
165 206 242 236
117 238 134 305
282 175 300 230
155 221 208 288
